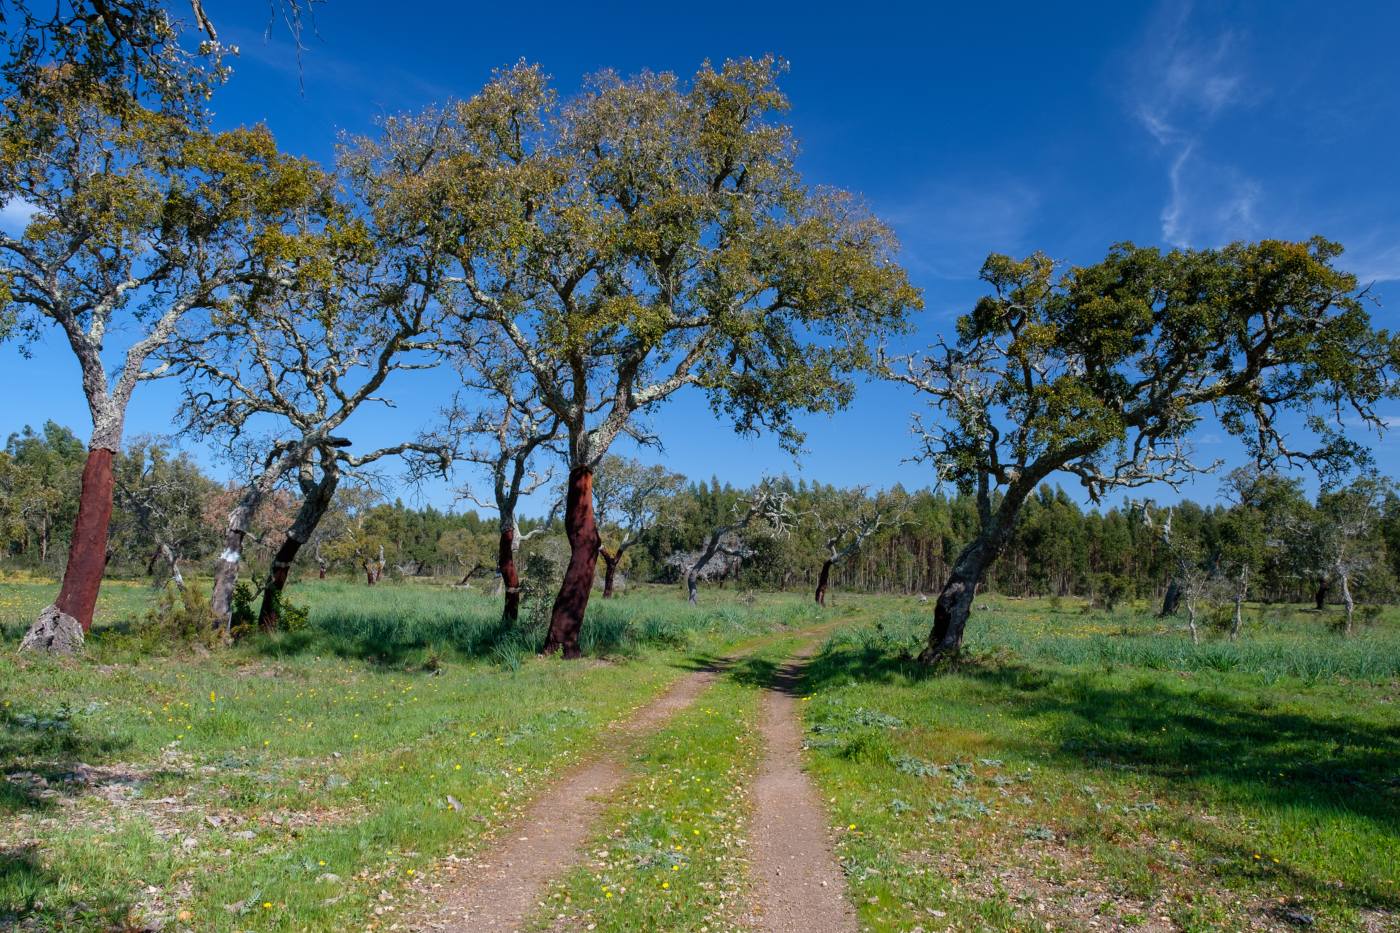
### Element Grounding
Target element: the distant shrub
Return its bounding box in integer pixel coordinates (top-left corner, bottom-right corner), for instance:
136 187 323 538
1095 574 1132 611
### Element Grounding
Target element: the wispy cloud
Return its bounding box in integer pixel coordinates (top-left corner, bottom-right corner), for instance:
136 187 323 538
880 178 1040 282
1130 1 1259 248
1344 241 1400 284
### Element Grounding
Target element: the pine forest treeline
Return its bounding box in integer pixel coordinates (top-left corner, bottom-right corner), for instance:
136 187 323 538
6 423 1399 607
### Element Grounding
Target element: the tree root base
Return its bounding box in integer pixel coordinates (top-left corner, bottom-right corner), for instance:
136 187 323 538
20 605 85 655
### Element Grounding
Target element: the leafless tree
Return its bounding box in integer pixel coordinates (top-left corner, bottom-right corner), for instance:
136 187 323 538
165 235 451 636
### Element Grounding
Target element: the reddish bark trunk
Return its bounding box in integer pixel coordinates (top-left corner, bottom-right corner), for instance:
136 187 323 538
601 549 620 598
318 566 327 579
257 538 303 631
543 466 600 658
499 526 521 623
52 448 116 633
815 559 833 607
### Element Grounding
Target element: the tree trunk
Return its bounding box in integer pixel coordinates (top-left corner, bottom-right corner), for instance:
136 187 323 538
1159 578 1181 617
543 466 599 658
1229 567 1247 640
1314 578 1330 611
211 463 289 637
1186 598 1200 645
20 447 115 653
687 569 699 605
814 559 834 607
256 470 337 632
601 549 619 598
499 524 521 623
161 543 184 590
257 538 303 631
1340 570 1354 636
919 537 999 664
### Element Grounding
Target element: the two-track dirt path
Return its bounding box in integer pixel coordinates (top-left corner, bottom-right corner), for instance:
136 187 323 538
407 623 857 932
745 639 859 933
410 664 722 931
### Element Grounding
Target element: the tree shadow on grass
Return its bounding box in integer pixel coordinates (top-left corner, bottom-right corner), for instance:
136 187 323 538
0 842 135 930
804 642 1400 914
246 606 672 670
1 708 135 813
0 844 49 925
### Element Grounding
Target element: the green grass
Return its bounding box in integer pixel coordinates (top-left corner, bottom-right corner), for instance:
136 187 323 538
0 576 812 930
5 577 1397 931
799 597 1400 932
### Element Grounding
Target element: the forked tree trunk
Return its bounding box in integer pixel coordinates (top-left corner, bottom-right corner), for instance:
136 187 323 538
211 462 290 637
601 549 620 598
160 543 184 590
687 570 699 605
21 447 117 653
543 466 599 658
256 471 338 632
499 523 521 623
1314 578 1330 611
814 559 834 606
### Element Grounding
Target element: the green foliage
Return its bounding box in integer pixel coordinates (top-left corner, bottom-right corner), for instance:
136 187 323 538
1094 573 1132 611
96 583 220 655
229 580 259 634
361 56 918 466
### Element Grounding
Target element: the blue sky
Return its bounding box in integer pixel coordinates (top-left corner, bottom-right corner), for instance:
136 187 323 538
4 0 1399 514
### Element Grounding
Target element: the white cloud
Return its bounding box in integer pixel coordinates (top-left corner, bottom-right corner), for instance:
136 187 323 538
1129 1 1259 248
0 197 39 233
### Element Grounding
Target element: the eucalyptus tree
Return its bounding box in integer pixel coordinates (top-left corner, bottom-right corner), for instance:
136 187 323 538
884 239 1399 663
396 58 916 656
3 62 336 651
592 455 684 598
0 422 84 565
812 489 901 607
1138 502 1214 643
